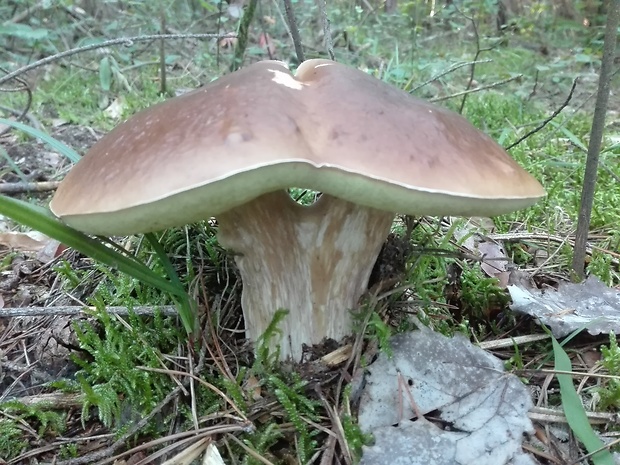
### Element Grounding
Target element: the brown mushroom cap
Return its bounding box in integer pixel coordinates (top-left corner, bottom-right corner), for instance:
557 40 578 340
50 59 544 235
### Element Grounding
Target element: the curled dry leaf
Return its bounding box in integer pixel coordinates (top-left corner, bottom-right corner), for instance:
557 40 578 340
219 37 238 48
509 276 620 338
453 217 510 288
103 97 127 120
477 240 510 288
0 231 63 263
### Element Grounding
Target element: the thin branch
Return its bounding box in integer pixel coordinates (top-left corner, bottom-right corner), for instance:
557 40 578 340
488 231 620 266
572 0 620 279
537 67 619 149
318 0 335 60
257 2 275 60
0 305 178 318
505 77 578 150
430 74 522 103
271 0 294 51
0 181 60 194
0 33 235 87
4 392 83 408
456 9 502 113
528 69 540 101
159 14 167 96
9 0 47 23
216 0 224 67
282 0 305 62
409 59 492 93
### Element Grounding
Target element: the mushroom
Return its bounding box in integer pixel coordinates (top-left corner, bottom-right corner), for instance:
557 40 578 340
50 59 545 361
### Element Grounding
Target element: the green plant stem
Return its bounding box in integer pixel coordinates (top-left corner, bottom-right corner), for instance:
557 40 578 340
231 0 258 71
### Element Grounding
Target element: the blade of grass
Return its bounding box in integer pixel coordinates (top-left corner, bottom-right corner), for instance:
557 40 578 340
552 336 614 465
145 233 196 334
0 195 182 297
549 120 588 153
0 118 81 163
0 145 29 183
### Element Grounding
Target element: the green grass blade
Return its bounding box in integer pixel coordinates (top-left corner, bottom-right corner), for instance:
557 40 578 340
0 195 181 296
549 121 588 153
0 145 29 183
144 233 196 334
0 118 81 163
552 336 614 465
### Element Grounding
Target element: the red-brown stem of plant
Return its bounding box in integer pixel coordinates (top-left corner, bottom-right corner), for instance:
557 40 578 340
217 191 395 361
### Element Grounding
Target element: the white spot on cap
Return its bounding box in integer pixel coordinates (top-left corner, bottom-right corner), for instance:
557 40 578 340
226 131 252 144
269 69 304 90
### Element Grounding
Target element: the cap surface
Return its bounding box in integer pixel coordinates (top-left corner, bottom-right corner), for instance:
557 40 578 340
50 59 545 235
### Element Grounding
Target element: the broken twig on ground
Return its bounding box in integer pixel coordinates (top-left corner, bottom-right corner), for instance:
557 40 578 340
0 305 178 318
0 181 60 194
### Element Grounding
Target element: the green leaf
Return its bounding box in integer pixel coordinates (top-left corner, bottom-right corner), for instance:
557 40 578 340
574 53 595 63
0 119 81 163
110 57 131 92
0 23 49 40
0 195 182 297
552 337 614 465
99 56 112 92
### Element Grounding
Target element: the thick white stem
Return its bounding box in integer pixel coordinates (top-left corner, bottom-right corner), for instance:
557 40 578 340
217 191 394 360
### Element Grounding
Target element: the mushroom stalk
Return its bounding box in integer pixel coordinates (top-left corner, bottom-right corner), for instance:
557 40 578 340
217 191 395 360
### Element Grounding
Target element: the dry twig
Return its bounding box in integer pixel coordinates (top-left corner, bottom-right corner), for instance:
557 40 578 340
282 0 305 62
455 8 503 113
430 75 522 103
0 181 60 194
408 59 492 93
506 77 578 151
0 305 178 318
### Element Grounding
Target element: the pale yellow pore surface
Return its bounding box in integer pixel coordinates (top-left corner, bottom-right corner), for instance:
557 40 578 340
217 191 394 361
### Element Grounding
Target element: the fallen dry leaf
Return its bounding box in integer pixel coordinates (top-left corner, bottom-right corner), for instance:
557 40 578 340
358 328 534 465
509 276 620 337
219 37 238 48
103 97 126 120
453 217 510 288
